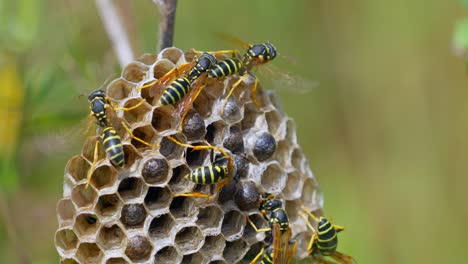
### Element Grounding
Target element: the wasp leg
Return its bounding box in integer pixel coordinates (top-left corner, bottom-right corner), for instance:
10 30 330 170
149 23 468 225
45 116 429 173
298 211 318 255
174 192 211 198
110 98 147 112
246 216 272 233
250 247 265 264
136 79 159 92
86 140 100 188
177 83 207 131
334 224 345 233
300 205 319 222
121 122 158 148
250 77 261 108
221 73 249 115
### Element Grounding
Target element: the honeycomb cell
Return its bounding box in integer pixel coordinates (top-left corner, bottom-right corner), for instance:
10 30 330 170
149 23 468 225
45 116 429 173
89 164 118 190
107 78 136 101
122 144 141 168
105 257 130 264
125 235 153 262
193 89 214 118
71 184 98 209
76 242 103 264
222 126 244 154
121 98 152 124
152 59 175 79
185 144 210 168
253 132 277 162
96 194 122 218
223 238 248 263
148 214 175 240
201 235 225 258
122 62 149 83
233 154 250 181
181 111 207 141
57 199 75 225
291 148 305 172
261 163 287 194
120 203 147 228
217 180 238 204
221 210 245 241
243 242 265 263
159 47 185 65
300 179 323 210
175 226 204 254
181 252 205 264
74 213 100 239
168 165 193 193
138 53 158 65
243 213 267 244
220 97 242 124
144 186 172 212
169 196 197 220
241 103 262 131
209 260 227 264
196 205 223 235
151 106 176 132
159 135 185 160
265 110 283 135
205 120 228 145
274 140 292 168
283 171 303 200
97 224 126 250
55 228 78 253
234 181 260 211
127 125 157 150
154 246 182 264
81 136 105 165
66 155 90 183
61 258 79 264
285 118 297 144
285 200 301 225
142 158 170 185
118 177 145 201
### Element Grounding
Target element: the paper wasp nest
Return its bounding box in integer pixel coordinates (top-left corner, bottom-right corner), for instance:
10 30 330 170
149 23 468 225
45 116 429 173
55 48 323 263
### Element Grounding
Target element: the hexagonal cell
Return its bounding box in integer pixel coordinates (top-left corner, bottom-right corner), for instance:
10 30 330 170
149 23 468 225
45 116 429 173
74 213 100 238
122 62 149 83
96 194 122 218
291 148 305 172
57 199 75 224
181 252 205 264
220 97 242 124
76 242 103 264
169 196 197 220
285 118 297 144
55 228 78 253
106 257 130 264
61 258 79 264
196 205 223 234
285 200 301 225
125 235 153 262
233 154 250 180
234 181 260 211
168 164 192 193
300 179 323 210
107 78 136 101
193 89 214 118
265 110 283 135
205 120 228 145
144 187 172 211
89 164 118 190
153 59 175 79
120 203 147 228
142 158 169 185
81 136 106 165
97 224 126 250
243 213 267 244
274 140 292 168
175 226 204 254
208 260 227 264
118 177 145 201
253 132 277 162
201 235 225 258
159 134 185 160
222 126 244 154
185 144 210 168
148 213 175 240
66 155 90 183
138 53 158 65
241 103 262 131
217 180 238 204
243 242 265 263
260 163 287 194
181 111 206 141
154 246 182 264
223 239 248 263
283 171 303 200
122 144 142 168
71 184 98 209
127 125 157 149
159 47 184 65
121 98 152 124
151 106 176 132
221 210 245 241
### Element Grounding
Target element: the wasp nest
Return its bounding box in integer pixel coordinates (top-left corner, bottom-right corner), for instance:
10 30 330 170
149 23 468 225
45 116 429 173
55 48 323 263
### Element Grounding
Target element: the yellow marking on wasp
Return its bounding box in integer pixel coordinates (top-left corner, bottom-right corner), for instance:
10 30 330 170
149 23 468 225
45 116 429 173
209 166 214 183
168 86 182 99
103 135 120 144
201 167 206 184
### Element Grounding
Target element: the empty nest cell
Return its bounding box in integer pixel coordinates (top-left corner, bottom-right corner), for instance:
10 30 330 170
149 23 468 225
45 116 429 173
74 213 100 238
200 235 226 259
148 213 176 240
66 155 90 183
71 184 98 209
223 239 248 263
243 213 268 244
144 186 172 211
169 196 197 220
260 163 287 194
88 164 118 190
283 171 303 200
159 48 184 65
55 228 79 253
122 62 149 83
154 246 182 264
57 199 75 224
196 205 223 235
107 78 136 101
97 224 126 250
105 257 130 264
121 98 152 124
221 210 245 241
96 194 122 218
151 106 176 132
168 164 192 193
175 226 204 255
127 125 157 150
117 177 145 201
181 252 205 264
76 242 103 264
205 120 228 145
185 144 210 168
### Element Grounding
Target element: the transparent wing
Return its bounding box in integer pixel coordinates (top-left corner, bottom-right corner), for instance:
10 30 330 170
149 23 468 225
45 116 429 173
142 61 196 97
271 223 282 264
173 74 209 128
254 64 319 95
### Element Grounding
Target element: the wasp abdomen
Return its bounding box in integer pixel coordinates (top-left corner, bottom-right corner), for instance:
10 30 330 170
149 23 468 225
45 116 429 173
101 127 125 167
159 77 191 105
208 58 242 78
186 164 228 185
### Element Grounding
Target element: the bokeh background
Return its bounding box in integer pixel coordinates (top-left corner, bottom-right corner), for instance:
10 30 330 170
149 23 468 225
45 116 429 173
1 0 467 263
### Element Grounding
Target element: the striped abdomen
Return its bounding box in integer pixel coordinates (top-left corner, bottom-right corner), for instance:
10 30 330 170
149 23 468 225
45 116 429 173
208 58 243 78
159 77 191 105
270 208 290 232
186 164 228 185
101 127 125 167
315 218 338 255
261 247 274 264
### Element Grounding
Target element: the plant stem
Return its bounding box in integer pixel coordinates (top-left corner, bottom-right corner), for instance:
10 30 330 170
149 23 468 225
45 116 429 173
154 0 177 51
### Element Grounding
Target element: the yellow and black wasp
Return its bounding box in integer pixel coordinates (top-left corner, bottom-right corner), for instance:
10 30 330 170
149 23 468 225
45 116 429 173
247 194 297 264
299 205 355 264
166 135 235 198
85 89 156 187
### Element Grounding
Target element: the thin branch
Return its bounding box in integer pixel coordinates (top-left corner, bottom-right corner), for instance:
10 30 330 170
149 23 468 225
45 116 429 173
95 0 134 67
154 0 177 51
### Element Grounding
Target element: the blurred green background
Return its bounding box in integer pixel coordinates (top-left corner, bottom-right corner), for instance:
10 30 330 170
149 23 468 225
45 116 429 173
1 0 467 263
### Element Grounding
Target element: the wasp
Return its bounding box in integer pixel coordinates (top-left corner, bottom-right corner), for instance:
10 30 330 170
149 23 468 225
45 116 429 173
247 194 297 264
166 136 235 198
298 205 355 264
